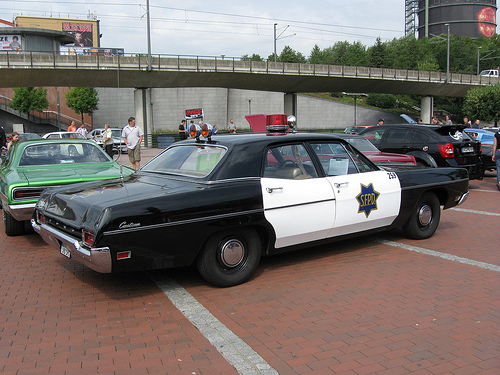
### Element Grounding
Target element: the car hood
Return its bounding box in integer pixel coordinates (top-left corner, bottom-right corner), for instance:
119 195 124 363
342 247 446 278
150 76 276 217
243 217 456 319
20 163 132 185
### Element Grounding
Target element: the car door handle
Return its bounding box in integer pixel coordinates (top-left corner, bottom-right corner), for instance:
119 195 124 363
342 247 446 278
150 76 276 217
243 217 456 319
334 182 349 188
266 187 283 193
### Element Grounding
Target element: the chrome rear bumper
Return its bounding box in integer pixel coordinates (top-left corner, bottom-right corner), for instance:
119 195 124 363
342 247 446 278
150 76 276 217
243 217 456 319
32 219 112 273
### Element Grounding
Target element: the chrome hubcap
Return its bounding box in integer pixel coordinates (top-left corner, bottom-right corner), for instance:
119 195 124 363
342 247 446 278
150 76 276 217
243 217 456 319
418 204 432 226
220 239 245 267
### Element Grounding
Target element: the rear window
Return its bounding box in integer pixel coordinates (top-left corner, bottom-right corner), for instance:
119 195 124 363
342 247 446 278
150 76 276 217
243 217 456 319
142 144 227 178
18 142 111 166
433 126 474 143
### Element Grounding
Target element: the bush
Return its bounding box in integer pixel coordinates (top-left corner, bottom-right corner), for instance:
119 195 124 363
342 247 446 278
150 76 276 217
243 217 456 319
366 93 397 109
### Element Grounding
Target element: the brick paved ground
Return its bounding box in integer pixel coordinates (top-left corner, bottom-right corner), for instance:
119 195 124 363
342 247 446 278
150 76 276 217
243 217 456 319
0 163 498 374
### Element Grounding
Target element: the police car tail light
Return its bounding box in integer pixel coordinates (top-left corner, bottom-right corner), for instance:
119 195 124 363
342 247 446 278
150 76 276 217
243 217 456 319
36 211 45 224
266 114 289 132
438 143 454 158
83 229 95 247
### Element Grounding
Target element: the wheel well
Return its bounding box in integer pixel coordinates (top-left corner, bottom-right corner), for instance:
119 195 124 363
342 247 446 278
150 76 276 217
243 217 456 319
426 188 448 206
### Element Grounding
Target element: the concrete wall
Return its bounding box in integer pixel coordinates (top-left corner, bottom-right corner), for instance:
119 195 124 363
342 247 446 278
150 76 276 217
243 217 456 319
93 87 404 132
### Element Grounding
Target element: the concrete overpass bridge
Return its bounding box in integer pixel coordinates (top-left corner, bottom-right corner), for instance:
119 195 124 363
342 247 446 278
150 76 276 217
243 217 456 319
0 52 498 123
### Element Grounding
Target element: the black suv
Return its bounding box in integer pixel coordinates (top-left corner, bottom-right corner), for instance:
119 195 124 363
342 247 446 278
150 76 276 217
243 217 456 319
358 124 484 180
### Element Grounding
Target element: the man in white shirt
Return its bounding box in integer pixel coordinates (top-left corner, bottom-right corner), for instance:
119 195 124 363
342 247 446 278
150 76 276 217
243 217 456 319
122 117 144 170
76 123 88 138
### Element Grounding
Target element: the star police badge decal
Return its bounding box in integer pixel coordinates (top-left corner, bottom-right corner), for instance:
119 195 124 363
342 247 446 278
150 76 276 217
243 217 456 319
356 183 380 218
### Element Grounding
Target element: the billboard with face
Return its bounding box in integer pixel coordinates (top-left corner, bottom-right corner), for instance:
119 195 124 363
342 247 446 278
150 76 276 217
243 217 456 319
0 35 22 50
418 1 497 38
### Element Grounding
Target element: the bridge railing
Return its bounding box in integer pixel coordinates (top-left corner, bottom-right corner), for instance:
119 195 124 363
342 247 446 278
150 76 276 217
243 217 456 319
0 51 496 86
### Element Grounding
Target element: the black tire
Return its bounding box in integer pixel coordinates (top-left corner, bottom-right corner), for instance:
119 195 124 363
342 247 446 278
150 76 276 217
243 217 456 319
403 192 440 240
196 228 261 287
3 210 25 236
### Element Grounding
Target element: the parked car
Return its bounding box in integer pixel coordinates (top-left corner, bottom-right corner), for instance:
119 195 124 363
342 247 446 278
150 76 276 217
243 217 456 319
43 132 86 139
0 139 134 236
87 128 128 154
343 125 373 135
358 124 484 179
335 133 417 167
33 116 469 287
464 128 496 170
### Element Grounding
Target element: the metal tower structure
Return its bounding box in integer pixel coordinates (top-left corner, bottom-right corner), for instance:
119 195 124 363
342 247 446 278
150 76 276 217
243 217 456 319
405 0 419 37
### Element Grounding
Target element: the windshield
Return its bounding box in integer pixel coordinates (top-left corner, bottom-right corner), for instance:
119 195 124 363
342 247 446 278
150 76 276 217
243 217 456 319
111 129 122 138
18 142 111 166
143 144 227 178
344 137 379 152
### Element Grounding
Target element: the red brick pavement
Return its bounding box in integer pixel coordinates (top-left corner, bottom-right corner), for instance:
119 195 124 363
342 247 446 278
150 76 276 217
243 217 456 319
0 167 498 374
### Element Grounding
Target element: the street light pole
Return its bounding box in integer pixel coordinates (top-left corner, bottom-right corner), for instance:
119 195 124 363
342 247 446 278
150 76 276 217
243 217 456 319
146 0 152 71
274 23 277 62
445 23 450 83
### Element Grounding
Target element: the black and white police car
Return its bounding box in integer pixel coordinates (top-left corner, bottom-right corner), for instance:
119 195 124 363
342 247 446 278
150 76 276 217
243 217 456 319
33 115 469 287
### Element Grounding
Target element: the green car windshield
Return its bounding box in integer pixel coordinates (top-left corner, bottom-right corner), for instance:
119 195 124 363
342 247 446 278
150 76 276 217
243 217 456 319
18 142 111 166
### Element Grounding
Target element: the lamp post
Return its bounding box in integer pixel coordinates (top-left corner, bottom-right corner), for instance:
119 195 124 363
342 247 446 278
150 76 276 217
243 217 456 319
477 46 482 75
445 23 450 83
342 92 368 125
273 23 277 62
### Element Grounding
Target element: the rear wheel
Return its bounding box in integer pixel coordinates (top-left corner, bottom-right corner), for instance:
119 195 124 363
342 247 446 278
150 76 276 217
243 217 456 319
4 210 25 236
403 192 440 239
196 228 261 287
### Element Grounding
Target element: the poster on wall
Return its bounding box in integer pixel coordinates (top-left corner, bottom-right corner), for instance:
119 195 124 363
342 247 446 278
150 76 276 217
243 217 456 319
185 108 204 120
0 35 22 50
62 22 94 47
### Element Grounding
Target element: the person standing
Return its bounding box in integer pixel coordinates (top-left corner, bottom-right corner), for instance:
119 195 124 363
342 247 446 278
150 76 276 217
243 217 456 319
76 123 88 138
102 123 114 158
493 129 500 191
228 119 237 133
463 117 471 127
377 118 384 126
444 114 453 125
68 121 77 132
472 119 480 129
178 119 187 140
122 117 144 170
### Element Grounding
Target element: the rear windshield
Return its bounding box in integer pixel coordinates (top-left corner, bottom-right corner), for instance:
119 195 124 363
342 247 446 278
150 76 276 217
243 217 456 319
19 142 111 166
433 126 474 143
142 144 227 178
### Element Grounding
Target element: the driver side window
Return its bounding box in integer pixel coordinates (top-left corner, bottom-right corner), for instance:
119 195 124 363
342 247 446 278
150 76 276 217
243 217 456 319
263 144 317 179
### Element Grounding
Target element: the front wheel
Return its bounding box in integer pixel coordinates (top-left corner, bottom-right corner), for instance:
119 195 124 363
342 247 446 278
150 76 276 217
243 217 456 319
4 210 25 236
403 192 440 240
196 228 261 287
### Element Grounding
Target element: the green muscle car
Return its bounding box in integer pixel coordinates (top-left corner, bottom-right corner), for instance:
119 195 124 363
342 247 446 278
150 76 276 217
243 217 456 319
1 138 134 236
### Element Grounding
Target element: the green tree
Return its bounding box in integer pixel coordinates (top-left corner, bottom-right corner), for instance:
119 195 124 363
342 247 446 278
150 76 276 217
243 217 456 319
9 87 49 116
463 84 500 122
241 53 264 61
65 87 99 125
368 37 386 68
269 46 306 63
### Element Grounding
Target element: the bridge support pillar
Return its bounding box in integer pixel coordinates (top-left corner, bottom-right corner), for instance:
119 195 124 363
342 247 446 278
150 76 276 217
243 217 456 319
284 92 297 117
421 96 433 123
134 88 152 147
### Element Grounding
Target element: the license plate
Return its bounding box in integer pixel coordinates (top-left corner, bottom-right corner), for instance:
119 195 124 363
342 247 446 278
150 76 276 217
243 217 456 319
462 147 473 153
60 244 71 258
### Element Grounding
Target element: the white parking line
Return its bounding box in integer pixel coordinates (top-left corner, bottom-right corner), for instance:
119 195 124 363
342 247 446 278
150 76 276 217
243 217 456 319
375 239 500 273
149 273 278 375
450 207 500 217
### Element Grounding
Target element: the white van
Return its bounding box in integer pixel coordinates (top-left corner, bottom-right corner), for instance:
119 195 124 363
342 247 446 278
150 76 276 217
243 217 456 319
479 69 499 77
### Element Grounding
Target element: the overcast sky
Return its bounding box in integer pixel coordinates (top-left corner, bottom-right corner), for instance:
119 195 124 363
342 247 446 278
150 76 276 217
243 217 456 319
1 0 406 58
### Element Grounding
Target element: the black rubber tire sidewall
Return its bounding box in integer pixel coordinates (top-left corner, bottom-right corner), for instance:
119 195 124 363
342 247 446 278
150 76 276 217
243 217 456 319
196 227 261 287
403 192 440 240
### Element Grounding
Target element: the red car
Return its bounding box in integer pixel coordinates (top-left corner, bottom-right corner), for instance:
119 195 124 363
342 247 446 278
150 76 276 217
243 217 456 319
336 134 417 167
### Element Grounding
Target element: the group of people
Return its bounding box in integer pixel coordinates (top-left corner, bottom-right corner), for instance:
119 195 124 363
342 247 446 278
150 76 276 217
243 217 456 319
178 119 226 139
